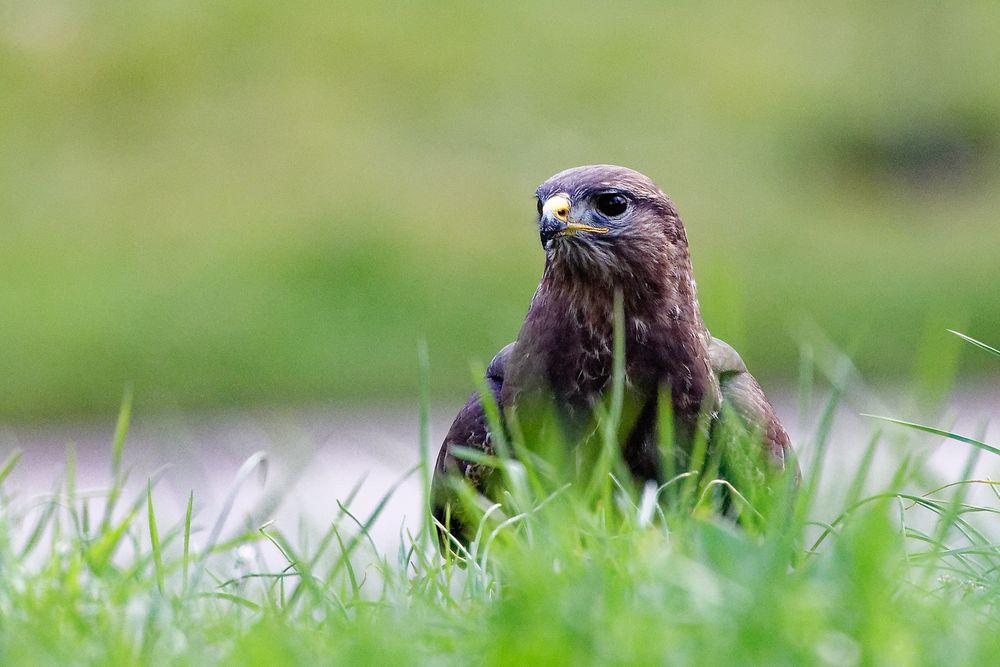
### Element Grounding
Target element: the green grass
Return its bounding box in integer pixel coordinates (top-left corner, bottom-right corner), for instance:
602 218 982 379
2 1 1000 417
0 332 998 664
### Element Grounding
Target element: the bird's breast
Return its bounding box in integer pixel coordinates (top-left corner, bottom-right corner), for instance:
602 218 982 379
503 288 713 432
506 300 648 416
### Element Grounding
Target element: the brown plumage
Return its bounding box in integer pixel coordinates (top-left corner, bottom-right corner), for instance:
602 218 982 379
432 165 794 539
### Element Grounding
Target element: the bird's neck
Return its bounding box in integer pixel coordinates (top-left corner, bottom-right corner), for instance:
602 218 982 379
513 242 711 403
537 242 707 335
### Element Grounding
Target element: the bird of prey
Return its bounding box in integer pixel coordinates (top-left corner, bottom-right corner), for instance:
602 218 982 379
432 165 793 540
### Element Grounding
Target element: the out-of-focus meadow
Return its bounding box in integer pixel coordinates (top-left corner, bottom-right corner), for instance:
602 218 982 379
2 1 999 419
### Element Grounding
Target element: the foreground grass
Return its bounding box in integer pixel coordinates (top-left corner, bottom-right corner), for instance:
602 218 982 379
1 335 999 665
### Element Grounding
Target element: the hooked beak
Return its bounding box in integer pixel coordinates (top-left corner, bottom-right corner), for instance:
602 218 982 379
539 194 609 247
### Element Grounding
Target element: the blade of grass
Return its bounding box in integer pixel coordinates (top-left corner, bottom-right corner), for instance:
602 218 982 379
147 480 164 594
592 291 628 508
656 385 676 506
948 329 1000 359
0 449 22 487
20 496 58 559
417 338 433 541
862 415 1000 457
101 386 133 532
326 463 418 581
845 430 882 508
187 451 268 593
183 491 193 592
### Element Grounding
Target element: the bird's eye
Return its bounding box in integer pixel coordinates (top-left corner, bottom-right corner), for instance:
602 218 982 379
595 193 628 217
536 198 544 216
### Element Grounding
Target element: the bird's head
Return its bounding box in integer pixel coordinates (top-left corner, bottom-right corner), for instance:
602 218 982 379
534 165 686 272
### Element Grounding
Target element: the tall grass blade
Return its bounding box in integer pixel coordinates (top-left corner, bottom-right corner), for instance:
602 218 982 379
656 385 676 506
147 480 164 594
112 385 133 477
188 451 268 592
327 463 418 581
863 415 1000 456
417 338 433 540
948 329 1000 359
0 449 22 487
100 387 133 532
183 491 193 592
19 495 58 559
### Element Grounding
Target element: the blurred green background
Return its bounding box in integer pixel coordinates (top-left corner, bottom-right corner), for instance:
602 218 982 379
1 1 998 419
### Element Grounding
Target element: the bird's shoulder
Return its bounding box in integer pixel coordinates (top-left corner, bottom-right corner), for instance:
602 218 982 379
436 342 515 478
707 336 767 420
707 336 747 377
486 342 516 384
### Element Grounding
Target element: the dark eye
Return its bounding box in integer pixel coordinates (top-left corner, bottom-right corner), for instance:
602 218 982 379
536 198 544 216
595 193 628 217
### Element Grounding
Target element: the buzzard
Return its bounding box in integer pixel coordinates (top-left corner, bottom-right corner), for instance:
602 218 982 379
432 165 793 540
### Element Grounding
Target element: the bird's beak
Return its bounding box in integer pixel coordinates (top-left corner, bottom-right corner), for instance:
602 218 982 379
539 195 609 247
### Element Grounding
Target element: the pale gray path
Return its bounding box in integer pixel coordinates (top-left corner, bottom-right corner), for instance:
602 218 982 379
1 388 998 559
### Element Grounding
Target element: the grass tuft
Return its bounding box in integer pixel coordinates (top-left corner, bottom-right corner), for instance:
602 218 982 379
0 333 998 663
